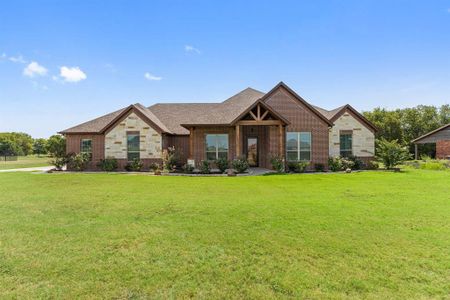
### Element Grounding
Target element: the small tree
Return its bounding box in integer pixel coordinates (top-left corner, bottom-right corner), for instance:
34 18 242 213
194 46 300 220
33 138 48 157
0 138 21 157
376 139 411 169
47 135 66 158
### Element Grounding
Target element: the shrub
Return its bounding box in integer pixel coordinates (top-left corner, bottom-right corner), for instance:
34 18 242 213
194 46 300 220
199 160 211 174
49 156 68 171
215 157 229 173
314 163 325 172
366 161 379 170
328 157 343 172
376 139 411 169
67 152 90 171
270 155 285 173
419 160 448 170
149 163 159 172
97 157 118 171
125 158 144 172
347 155 364 170
232 157 249 173
287 160 309 173
162 146 182 171
182 163 195 174
340 157 355 170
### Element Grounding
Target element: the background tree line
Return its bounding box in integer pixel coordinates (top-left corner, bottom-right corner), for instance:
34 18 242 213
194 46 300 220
363 104 450 157
0 133 65 157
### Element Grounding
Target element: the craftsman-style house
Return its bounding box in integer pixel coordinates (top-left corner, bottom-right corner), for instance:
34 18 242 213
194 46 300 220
60 82 376 170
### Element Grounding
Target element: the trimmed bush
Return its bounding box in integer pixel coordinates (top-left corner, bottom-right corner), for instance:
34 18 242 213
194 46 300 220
97 157 118 172
314 163 325 172
287 160 309 173
67 152 90 171
215 157 229 173
270 155 284 173
125 158 144 172
328 157 343 172
49 156 68 171
232 157 249 173
199 160 211 174
182 163 194 174
366 161 379 170
149 163 159 172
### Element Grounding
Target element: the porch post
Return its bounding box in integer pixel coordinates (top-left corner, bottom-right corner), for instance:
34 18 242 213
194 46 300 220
235 125 241 158
279 124 285 158
415 143 418 160
189 127 194 159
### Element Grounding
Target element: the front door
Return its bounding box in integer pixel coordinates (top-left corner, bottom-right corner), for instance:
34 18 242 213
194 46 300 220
247 137 258 167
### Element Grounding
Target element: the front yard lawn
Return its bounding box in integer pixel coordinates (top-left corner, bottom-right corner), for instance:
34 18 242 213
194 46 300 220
0 170 449 298
0 155 50 170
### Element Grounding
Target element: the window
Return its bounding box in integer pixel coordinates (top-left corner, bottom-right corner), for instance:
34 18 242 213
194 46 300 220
80 139 92 161
340 132 353 157
127 132 140 161
286 132 311 161
205 134 228 160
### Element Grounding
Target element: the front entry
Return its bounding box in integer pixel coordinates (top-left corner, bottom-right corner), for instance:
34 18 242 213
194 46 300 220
247 137 258 167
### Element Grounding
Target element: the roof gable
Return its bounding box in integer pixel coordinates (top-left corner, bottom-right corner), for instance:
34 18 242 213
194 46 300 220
329 105 378 133
412 123 450 144
60 103 170 135
260 82 333 127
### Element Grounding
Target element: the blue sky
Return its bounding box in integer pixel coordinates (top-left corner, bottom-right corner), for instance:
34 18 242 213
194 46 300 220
1 0 450 137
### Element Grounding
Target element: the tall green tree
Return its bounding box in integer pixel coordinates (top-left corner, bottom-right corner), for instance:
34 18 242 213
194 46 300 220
33 138 48 157
0 138 21 156
46 135 66 157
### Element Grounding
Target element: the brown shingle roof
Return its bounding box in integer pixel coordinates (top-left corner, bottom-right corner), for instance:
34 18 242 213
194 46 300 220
312 104 377 132
59 103 170 134
148 87 265 134
60 84 375 136
59 107 127 134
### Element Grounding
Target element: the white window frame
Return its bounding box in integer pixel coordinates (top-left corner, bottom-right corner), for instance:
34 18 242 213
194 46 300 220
205 134 229 160
286 132 311 161
80 139 92 161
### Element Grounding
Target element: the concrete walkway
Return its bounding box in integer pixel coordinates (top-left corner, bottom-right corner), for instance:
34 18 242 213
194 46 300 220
0 166 53 173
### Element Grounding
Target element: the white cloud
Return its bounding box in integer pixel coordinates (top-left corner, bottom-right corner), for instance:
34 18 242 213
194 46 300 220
59 66 87 82
9 55 26 64
184 45 201 54
23 61 48 77
1 53 6 59
144 72 162 81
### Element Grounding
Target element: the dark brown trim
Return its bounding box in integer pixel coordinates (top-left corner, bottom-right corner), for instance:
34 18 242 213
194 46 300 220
330 105 378 133
230 99 291 126
412 123 450 144
102 105 168 135
260 82 334 127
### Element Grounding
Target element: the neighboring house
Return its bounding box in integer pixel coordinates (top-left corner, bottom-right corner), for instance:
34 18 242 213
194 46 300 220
412 123 450 159
59 82 376 170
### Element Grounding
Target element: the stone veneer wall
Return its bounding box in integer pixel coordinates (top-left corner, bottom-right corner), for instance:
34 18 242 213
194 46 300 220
105 112 162 159
329 111 375 158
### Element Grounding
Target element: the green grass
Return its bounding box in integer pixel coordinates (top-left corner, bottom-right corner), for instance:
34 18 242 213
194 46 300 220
0 170 449 298
0 155 50 170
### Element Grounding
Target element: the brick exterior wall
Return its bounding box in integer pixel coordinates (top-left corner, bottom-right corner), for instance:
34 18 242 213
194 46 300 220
190 126 236 166
436 140 450 159
66 134 105 170
263 86 330 169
